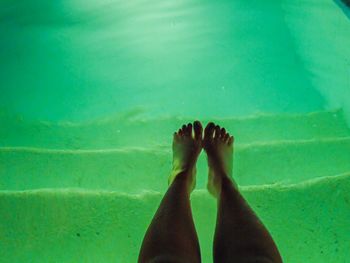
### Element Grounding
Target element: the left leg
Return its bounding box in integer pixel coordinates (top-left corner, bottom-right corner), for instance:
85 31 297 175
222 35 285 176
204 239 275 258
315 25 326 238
138 122 203 263
138 171 201 263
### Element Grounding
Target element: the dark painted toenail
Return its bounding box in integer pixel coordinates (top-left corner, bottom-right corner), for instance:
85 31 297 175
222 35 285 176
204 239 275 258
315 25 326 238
206 122 215 128
221 128 226 137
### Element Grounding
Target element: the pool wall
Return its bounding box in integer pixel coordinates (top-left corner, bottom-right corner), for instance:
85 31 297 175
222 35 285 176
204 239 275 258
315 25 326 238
282 0 350 127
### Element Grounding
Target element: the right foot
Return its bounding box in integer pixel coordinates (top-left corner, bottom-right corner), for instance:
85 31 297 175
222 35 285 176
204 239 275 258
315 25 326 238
203 122 234 197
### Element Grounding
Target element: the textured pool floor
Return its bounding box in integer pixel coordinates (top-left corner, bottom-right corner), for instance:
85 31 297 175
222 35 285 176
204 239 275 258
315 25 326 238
1 173 349 262
1 109 350 262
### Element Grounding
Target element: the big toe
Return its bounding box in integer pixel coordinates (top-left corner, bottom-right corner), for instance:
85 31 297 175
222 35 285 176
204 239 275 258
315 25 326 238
204 122 215 140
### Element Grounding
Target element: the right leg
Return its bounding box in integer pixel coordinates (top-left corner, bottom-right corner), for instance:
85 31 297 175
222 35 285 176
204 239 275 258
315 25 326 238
203 123 283 263
214 176 282 263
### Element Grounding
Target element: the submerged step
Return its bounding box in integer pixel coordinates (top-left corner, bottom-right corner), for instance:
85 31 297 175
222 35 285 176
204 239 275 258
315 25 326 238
1 138 350 191
1 173 349 263
0 109 349 149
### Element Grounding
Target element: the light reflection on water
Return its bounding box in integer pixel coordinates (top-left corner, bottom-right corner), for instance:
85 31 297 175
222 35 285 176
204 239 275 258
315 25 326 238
0 0 349 121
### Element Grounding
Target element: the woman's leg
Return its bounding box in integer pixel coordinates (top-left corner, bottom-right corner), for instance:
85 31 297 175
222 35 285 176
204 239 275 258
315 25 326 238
203 123 283 263
138 122 203 263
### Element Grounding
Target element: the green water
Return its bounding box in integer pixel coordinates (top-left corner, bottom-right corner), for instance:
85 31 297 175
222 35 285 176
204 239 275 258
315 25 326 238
1 0 350 262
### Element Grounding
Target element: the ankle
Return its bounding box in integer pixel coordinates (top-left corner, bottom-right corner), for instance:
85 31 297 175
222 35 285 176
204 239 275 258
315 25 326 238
169 169 195 191
217 173 237 193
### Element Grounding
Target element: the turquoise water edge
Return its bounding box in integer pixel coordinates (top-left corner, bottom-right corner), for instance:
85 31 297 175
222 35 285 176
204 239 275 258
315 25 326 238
1 0 350 262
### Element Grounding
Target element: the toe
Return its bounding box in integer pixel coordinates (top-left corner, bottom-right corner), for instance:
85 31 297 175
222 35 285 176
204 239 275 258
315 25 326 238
214 125 221 139
224 133 230 142
181 124 187 135
204 122 215 139
186 123 193 137
220 127 226 139
194 120 203 141
228 136 234 145
178 128 183 136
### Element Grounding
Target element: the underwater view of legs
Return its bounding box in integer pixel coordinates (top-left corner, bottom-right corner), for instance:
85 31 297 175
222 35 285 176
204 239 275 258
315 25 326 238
138 121 203 263
203 123 283 263
138 121 282 263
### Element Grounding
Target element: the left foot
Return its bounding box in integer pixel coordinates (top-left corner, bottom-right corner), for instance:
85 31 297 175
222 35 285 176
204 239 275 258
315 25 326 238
169 121 203 191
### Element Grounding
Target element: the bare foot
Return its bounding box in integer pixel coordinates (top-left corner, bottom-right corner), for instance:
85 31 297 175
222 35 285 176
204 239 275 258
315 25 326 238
169 121 203 192
203 122 234 197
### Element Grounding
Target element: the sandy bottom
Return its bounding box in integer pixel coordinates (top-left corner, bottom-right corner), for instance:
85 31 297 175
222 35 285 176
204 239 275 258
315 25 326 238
1 172 349 262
